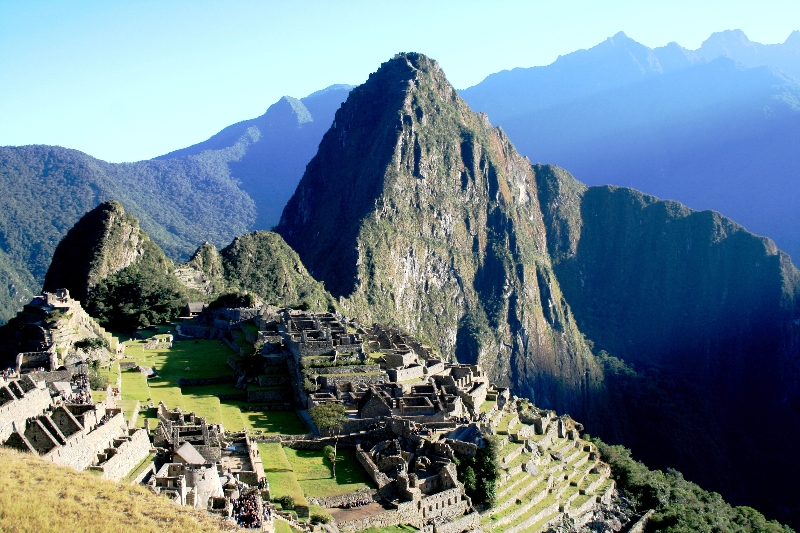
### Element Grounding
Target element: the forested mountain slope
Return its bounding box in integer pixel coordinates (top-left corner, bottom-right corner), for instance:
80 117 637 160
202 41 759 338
276 53 605 419
0 85 350 324
460 31 800 262
535 165 800 526
0 145 254 322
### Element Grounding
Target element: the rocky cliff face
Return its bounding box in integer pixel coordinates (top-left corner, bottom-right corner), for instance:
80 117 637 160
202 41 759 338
42 201 146 302
536 166 800 524
276 53 604 416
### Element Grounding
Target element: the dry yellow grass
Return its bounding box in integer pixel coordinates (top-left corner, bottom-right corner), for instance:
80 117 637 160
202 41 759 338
0 448 239 533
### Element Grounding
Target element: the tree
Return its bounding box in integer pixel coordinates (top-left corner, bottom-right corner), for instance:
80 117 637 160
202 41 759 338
322 444 337 478
309 402 347 478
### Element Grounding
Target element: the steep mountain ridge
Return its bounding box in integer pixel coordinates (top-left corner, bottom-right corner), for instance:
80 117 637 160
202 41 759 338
42 200 146 302
699 29 800 80
157 84 353 230
39 202 333 331
535 166 800 524
277 53 604 417
277 52 800 526
0 85 350 324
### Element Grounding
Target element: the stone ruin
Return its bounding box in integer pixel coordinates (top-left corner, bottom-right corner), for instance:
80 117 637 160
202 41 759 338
149 403 270 526
0 289 123 374
0 372 151 482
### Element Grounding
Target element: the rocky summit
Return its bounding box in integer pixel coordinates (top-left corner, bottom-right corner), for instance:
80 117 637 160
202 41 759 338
276 52 603 419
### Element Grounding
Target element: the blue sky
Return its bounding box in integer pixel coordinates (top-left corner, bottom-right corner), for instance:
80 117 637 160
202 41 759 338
1 0 798 162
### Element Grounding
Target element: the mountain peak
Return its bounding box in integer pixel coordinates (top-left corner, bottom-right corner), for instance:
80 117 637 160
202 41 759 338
786 30 800 48
608 31 630 43
42 201 146 302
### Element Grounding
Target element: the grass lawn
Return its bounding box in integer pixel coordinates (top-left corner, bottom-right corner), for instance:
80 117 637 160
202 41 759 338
219 402 247 432
264 471 307 506
284 448 374 498
480 400 496 414
260 443 294 472
237 408 308 435
0 448 236 533
120 370 150 401
117 337 307 435
117 399 140 422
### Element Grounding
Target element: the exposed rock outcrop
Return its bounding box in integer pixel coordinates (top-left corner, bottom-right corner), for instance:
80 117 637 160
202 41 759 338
276 53 604 417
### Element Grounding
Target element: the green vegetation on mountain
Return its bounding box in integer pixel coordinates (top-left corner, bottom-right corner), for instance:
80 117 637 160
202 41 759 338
535 165 800 526
219 231 335 311
86 237 201 330
41 203 333 330
277 53 603 417
0 144 255 323
589 438 792 533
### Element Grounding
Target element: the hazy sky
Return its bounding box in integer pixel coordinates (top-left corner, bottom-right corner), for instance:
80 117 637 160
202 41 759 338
1 0 798 162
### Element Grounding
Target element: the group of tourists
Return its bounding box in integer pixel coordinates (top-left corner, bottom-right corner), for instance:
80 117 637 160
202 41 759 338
337 499 370 509
65 374 92 404
412 425 432 437
65 388 91 404
1 368 16 380
232 491 262 529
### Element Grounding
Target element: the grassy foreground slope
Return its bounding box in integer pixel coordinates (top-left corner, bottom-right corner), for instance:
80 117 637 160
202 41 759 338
0 448 237 533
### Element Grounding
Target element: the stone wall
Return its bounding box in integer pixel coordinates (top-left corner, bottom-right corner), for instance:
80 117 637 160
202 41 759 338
306 490 375 508
28 369 72 383
337 508 406 532
224 338 251 357
320 374 387 387
262 353 288 365
99 428 152 481
433 511 480 533
627 509 655 533
178 324 224 339
444 439 477 457
176 376 234 387
258 375 291 386
0 385 52 442
305 364 381 375
356 445 391 488
46 412 128 471
247 389 290 402
387 365 425 382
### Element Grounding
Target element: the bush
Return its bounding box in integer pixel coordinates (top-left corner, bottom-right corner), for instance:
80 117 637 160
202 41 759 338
590 438 793 532
74 337 109 351
88 370 110 391
455 435 499 506
275 495 295 510
310 512 332 524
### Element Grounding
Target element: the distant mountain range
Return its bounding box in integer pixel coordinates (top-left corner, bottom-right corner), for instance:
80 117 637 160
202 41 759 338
460 30 800 261
0 85 351 323
4 30 798 328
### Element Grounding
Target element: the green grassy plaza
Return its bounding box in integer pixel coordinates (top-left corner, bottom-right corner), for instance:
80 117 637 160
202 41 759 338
106 331 306 434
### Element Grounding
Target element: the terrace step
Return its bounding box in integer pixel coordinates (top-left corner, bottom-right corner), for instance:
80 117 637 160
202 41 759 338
486 477 552 531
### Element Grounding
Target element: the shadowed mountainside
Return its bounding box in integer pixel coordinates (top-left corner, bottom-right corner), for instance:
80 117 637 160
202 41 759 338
535 165 800 525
